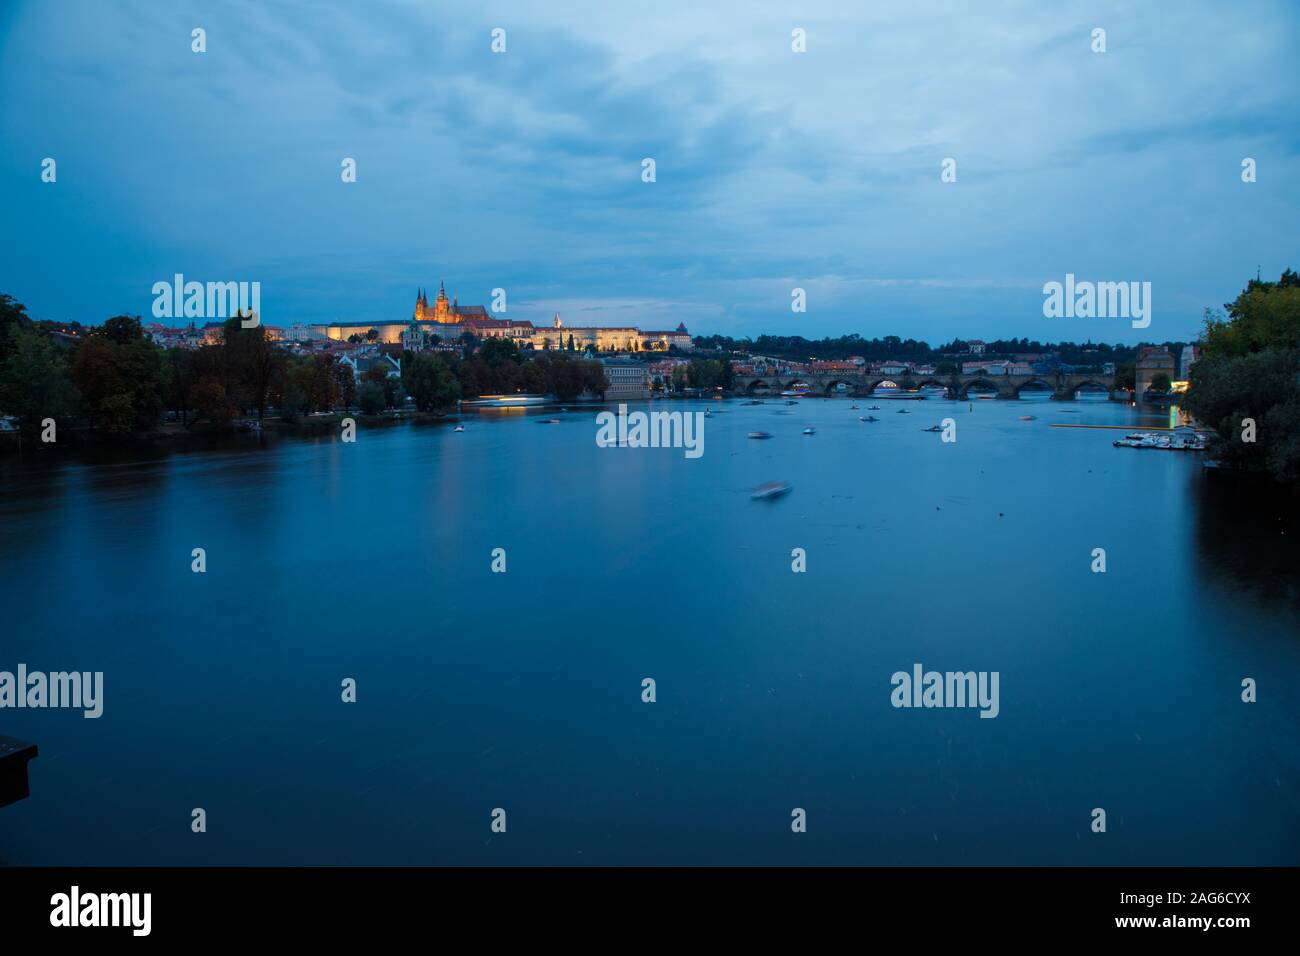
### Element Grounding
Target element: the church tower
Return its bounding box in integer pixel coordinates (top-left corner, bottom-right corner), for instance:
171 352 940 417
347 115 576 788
434 281 452 323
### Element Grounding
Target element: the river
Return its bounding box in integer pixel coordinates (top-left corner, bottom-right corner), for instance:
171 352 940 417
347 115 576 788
1 395 1297 864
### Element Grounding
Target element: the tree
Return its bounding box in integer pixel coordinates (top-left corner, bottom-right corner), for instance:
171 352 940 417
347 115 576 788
0 327 80 435
1150 372 1172 392
0 294 34 366
69 321 163 433
192 376 235 424
1183 269 1300 486
382 373 405 409
333 362 357 410
404 354 460 411
1115 363 1136 390
358 381 385 415
161 347 197 426
478 336 520 368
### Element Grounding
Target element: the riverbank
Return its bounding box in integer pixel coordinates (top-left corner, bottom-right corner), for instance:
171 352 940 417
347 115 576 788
0 409 456 456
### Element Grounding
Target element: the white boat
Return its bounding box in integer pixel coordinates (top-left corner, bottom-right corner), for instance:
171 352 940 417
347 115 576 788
748 431 772 440
803 427 816 435
453 425 465 432
461 394 547 408
860 415 879 422
750 480 792 501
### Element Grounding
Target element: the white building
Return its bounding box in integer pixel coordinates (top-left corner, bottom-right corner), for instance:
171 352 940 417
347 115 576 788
600 359 649 400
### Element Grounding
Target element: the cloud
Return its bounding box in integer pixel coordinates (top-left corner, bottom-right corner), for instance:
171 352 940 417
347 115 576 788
1 0 1297 343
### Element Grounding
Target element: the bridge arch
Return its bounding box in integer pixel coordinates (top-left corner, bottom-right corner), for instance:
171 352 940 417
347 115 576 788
744 378 773 394
957 378 1003 399
1070 379 1112 397
821 378 856 396
1014 377 1056 397
914 379 951 396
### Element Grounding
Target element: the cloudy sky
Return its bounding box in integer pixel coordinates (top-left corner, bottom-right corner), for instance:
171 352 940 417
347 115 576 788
2 0 1297 343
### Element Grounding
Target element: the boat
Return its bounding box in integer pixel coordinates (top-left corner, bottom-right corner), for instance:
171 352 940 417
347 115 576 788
784 400 799 405
1112 430 1204 451
461 394 547 408
860 415 879 422
868 405 881 410
538 418 562 424
1019 415 1036 421
850 404 860 410
803 427 816 435
896 408 910 414
922 425 943 432
750 481 792 501
748 431 773 440
453 425 465 432
705 409 713 417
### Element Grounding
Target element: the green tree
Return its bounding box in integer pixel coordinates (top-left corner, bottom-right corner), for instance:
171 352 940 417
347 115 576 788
404 354 460 411
382 374 405 409
69 320 163 434
1183 270 1300 485
358 381 385 415
1150 372 1172 392
0 327 80 435
478 336 520 368
0 294 34 366
161 347 198 426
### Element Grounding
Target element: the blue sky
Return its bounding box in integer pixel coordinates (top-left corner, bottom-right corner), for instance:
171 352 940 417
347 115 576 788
2 0 1297 343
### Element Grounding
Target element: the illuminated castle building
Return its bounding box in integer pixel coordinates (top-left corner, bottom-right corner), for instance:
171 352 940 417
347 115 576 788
313 282 693 352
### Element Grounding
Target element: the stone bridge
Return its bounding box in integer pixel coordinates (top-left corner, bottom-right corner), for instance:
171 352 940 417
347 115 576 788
732 371 1116 400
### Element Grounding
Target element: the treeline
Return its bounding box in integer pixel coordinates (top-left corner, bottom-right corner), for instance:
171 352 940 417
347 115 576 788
1183 269 1300 486
448 337 607 402
0 295 609 437
691 333 1188 368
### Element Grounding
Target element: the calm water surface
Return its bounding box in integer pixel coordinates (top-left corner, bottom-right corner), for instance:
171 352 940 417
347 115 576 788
1 396 1297 865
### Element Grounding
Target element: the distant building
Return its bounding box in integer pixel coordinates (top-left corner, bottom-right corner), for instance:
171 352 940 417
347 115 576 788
1179 345 1201 379
600 358 649 399
312 282 692 353
966 340 986 355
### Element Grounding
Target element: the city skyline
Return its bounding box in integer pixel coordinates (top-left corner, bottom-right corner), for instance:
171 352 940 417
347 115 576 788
2 1 1298 343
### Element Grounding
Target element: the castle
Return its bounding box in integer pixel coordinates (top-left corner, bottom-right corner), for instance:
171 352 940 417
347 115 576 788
312 282 692 353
